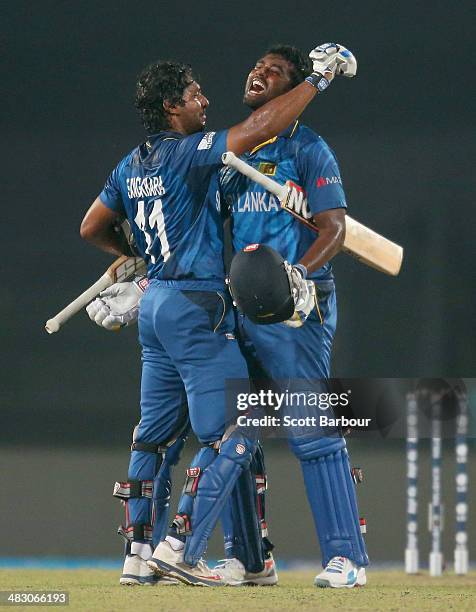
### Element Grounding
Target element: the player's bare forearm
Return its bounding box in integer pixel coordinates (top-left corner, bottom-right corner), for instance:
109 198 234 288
298 209 345 274
227 81 317 155
81 226 126 256
80 197 127 257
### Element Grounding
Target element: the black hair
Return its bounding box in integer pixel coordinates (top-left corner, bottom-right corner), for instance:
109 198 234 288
134 60 193 133
264 44 312 87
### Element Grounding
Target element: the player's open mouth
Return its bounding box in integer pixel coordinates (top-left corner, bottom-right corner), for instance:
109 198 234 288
248 78 266 95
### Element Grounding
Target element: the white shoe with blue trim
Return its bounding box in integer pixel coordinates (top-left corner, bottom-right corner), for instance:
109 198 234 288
314 556 366 588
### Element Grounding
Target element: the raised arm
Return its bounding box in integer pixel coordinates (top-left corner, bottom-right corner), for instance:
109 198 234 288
227 43 356 155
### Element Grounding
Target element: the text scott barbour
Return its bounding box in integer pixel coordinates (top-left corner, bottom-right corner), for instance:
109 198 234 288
235 390 372 428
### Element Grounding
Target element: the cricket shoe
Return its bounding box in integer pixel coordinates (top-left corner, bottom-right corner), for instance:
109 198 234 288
214 558 246 586
119 554 178 586
214 554 278 586
244 554 278 585
314 556 366 588
147 540 225 587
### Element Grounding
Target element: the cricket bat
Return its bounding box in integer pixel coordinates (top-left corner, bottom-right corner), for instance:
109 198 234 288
45 256 146 334
222 152 403 276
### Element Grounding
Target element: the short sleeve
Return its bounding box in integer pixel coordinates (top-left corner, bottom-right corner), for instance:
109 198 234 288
297 140 347 216
99 164 124 213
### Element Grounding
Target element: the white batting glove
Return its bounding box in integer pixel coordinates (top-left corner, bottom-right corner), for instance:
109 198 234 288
283 263 316 328
86 276 148 330
306 43 357 92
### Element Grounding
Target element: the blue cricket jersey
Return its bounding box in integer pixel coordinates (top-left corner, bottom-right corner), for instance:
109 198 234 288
99 130 228 285
220 121 347 281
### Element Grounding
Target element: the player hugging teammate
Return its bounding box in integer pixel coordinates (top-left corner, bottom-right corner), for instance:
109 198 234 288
81 42 368 588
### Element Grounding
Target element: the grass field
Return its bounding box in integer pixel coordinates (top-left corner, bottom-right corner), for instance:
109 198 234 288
1 570 475 611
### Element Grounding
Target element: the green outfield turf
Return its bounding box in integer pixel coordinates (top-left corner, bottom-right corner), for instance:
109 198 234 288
1 570 475 611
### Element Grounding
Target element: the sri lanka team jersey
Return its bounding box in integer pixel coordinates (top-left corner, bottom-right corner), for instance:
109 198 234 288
220 121 347 282
99 130 228 285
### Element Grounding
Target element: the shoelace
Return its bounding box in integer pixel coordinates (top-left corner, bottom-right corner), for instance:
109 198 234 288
326 557 345 573
196 558 225 581
196 559 212 573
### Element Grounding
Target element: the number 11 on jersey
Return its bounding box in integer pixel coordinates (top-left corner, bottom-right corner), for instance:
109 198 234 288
135 199 170 264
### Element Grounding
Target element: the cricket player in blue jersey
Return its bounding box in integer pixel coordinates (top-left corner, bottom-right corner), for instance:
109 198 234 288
217 44 369 589
81 45 356 587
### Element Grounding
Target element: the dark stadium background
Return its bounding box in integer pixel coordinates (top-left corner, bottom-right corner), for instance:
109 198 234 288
1 1 474 565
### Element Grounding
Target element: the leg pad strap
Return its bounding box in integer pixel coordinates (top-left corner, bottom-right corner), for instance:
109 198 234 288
118 523 153 542
113 479 153 500
351 467 364 484
183 467 202 497
172 513 192 536
131 441 167 454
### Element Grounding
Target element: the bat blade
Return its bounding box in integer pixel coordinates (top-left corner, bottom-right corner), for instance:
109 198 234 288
222 151 403 276
45 256 146 334
342 217 403 276
282 186 403 276
110 256 147 283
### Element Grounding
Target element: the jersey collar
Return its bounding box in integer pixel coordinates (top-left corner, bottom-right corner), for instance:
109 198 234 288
249 120 299 155
146 130 184 150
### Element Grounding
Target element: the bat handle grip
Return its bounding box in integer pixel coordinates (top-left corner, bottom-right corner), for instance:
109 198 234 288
44 273 112 334
222 151 287 200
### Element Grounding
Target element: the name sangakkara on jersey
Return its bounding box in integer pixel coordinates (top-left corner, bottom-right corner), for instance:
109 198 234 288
126 176 165 199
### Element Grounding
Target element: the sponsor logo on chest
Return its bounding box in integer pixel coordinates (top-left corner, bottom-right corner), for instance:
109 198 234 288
285 181 312 220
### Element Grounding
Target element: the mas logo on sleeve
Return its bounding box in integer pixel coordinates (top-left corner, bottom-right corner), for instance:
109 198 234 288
197 132 216 150
316 175 342 188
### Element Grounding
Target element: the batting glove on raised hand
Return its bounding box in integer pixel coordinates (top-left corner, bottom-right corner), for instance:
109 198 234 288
306 43 357 92
283 263 316 328
86 276 148 330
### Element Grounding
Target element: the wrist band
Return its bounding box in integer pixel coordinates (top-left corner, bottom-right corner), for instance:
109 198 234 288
305 72 330 92
134 275 149 293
